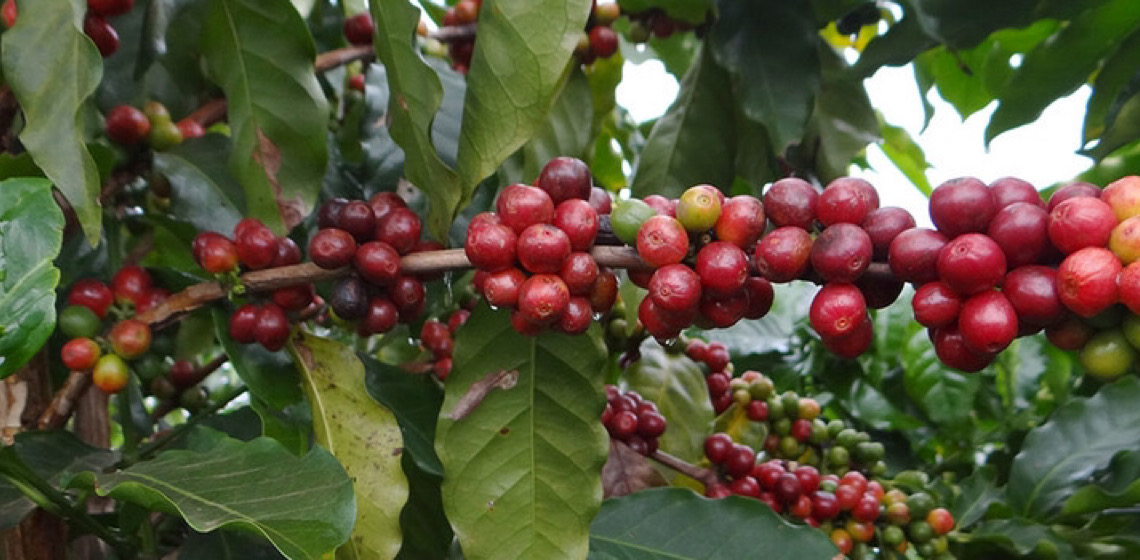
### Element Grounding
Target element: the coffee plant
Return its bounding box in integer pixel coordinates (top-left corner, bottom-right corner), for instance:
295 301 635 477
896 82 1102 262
3 0 1140 559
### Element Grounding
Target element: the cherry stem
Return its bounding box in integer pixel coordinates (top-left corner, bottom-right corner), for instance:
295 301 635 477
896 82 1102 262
650 449 719 488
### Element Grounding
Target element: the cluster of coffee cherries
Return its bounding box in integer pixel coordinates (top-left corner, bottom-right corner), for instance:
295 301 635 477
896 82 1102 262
683 339 733 413
105 101 204 152
895 175 1140 377
466 157 618 336
3 0 138 57
419 310 469 380
756 177 906 359
612 184 774 341
309 192 433 337
695 369 955 558
59 265 165 394
573 1 621 65
601 386 667 456
703 439 954 559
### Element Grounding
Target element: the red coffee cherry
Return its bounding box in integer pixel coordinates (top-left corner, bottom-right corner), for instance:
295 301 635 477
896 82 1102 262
553 199 598 251
109 319 151 359
937 233 1006 296
536 156 592 204
343 12 375 46
695 241 748 297
810 283 868 339
558 297 593 334
560 252 599 296
764 177 817 229
636 215 689 268
888 227 948 284
193 232 239 274
84 13 119 57
518 274 570 326
69 279 114 319
105 105 150 145
483 268 527 308
497 184 555 234
368 192 407 222
229 304 259 344
375 208 422 255
465 222 518 273
236 224 278 270
362 297 399 335
817 177 879 226
111 265 153 305
61 337 101 371
811 223 872 283
929 176 996 237
715 195 765 248
354 241 401 285
588 25 619 58
309 228 357 269
338 200 377 243
517 224 572 274
389 276 426 321
648 264 701 314
254 303 291 351
754 226 813 283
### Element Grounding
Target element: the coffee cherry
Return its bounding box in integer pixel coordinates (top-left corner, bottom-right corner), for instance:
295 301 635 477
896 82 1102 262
695 242 748 296
715 195 765 248
643 195 677 217
177 119 205 139
553 199 598 251
636 215 689 267
558 297 593 334
1049 196 1117 255
193 232 239 274
361 297 399 335
254 303 290 351
1057 247 1121 317
560 252 599 296
421 320 453 357
68 279 114 319
773 472 803 504
338 200 377 243
926 508 955 536
987 202 1050 268
228 304 259 343
610 198 657 244
1045 316 1095 350
648 264 701 313
271 284 314 312
743 276 775 319
764 177 817 229
1080 329 1135 380
343 12 374 46
536 156 592 204
754 226 813 283
725 444 757 478
889 228 948 284
959 290 1017 354
168 359 198 388
498 184 555 234
375 208 422 254
517 224 572 274
932 325 994 372
466 222 518 273
354 241 401 285
518 274 570 326
319 198 348 229
937 233 1006 296
676 184 722 232
61 337 102 371
810 283 867 338
990 176 1042 209
309 228 357 269
929 177 996 237
105 105 150 145
390 276 426 321
811 223 872 283
698 291 748 329
703 432 733 463
589 268 619 313
235 224 278 270
109 319 151 359
93 354 130 394
912 281 960 328
587 25 619 58
483 268 527 308
1 0 15 28
112 265 153 305
817 177 878 226
820 315 873 359
84 13 119 57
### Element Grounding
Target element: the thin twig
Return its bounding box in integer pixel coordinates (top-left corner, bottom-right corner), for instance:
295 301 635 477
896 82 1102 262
649 449 719 488
37 370 92 431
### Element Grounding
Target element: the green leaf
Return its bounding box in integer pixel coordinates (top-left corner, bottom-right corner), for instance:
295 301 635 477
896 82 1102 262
907 0 1038 50
0 0 103 244
588 488 837 559
1063 449 1140 515
851 1 938 78
615 0 711 23
0 178 65 378
360 352 444 476
514 70 595 184
804 48 879 182
0 431 117 530
708 0 820 152
879 119 933 196
1084 27 1140 142
624 342 713 470
212 309 304 411
1007 377 1140 521
68 436 354 560
967 518 1076 560
952 465 1004 529
986 0 1140 143
396 454 452 560
290 333 409 560
994 335 1072 421
202 0 329 233
1089 92 1140 160
154 135 247 235
455 0 592 200
372 0 462 242
630 47 737 199
436 305 608 559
